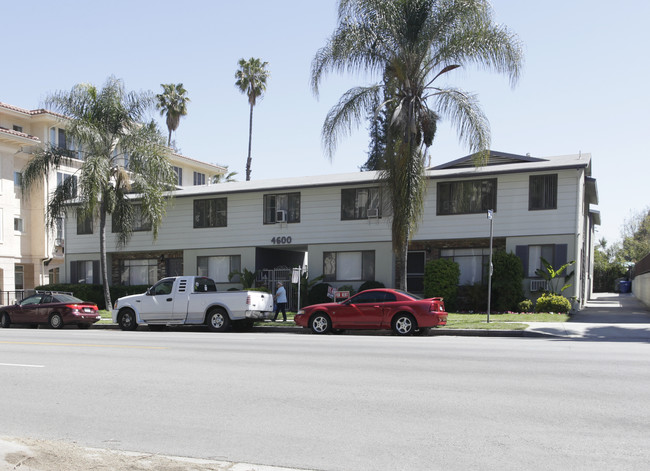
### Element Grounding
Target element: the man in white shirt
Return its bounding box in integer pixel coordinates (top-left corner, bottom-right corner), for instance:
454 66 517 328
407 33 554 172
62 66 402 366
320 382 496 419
273 281 287 322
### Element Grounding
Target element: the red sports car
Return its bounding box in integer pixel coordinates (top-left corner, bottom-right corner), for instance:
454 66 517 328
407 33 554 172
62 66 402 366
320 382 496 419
0 292 101 329
295 288 447 335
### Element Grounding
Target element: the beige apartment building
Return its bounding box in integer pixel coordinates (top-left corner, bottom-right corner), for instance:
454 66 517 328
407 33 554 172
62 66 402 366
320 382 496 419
0 102 225 304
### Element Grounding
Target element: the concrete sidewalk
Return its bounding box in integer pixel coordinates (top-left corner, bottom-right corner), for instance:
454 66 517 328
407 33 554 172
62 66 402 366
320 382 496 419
524 292 650 340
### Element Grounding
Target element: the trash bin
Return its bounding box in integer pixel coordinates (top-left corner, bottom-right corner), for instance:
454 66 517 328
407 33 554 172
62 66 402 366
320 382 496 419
619 280 631 293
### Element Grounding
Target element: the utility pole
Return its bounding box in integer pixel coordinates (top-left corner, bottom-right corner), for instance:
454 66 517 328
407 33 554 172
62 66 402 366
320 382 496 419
487 210 494 323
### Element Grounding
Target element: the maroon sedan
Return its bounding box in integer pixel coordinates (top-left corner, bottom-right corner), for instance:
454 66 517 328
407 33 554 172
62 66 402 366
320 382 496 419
295 288 447 335
0 292 100 329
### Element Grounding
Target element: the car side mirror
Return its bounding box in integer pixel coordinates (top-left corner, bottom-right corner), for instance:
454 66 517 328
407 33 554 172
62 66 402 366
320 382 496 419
146 288 153 296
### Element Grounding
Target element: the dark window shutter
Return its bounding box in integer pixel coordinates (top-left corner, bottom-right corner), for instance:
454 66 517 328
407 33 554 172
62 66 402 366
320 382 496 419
70 262 78 284
92 261 100 284
554 244 568 267
516 246 529 276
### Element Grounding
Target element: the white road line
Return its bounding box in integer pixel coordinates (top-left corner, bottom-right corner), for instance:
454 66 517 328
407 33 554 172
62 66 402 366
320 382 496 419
0 363 45 368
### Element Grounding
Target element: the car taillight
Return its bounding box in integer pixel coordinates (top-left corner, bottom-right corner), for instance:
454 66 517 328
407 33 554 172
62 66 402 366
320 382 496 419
246 295 251 305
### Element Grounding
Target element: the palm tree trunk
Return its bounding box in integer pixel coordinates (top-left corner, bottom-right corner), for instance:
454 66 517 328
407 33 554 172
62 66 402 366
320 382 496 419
99 202 112 311
246 103 254 181
168 129 172 147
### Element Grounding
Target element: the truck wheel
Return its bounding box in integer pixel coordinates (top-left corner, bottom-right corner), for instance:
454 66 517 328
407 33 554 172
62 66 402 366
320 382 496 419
118 309 138 331
207 308 231 332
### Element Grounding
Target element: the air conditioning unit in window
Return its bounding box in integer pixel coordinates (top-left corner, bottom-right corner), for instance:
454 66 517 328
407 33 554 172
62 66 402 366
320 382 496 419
276 210 287 223
367 208 379 218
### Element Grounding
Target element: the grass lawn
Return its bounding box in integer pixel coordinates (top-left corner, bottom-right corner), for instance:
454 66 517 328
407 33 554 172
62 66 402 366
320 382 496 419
98 310 569 331
442 312 570 330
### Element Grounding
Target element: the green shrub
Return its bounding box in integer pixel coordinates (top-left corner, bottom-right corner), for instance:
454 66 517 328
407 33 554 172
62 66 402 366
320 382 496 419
518 299 533 313
358 280 385 292
456 283 488 312
535 294 572 313
307 283 333 305
423 258 460 312
491 250 525 312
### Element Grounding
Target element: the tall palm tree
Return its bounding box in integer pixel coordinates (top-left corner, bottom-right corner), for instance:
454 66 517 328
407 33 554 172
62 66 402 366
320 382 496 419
156 83 190 147
311 0 523 290
22 76 176 310
235 57 270 181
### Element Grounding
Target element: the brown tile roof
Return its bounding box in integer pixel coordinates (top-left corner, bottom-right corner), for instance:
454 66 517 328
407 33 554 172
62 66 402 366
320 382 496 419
0 101 66 119
0 126 40 141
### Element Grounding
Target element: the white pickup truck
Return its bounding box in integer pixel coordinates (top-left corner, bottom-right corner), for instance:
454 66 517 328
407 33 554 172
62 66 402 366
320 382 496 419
111 276 274 331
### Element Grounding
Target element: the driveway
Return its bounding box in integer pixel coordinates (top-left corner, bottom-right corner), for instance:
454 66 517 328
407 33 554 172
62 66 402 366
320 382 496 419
525 292 650 340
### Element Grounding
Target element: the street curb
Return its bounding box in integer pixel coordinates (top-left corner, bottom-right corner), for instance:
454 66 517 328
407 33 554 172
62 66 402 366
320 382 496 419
91 323 554 337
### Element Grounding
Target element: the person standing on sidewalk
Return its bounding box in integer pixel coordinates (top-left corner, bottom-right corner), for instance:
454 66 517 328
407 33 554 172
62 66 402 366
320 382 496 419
274 282 287 322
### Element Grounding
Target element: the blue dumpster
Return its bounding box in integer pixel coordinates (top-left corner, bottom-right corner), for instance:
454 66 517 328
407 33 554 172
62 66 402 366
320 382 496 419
619 280 631 293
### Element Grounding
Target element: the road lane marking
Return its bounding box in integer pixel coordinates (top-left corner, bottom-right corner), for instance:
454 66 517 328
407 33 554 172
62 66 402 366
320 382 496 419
0 362 44 368
0 341 167 350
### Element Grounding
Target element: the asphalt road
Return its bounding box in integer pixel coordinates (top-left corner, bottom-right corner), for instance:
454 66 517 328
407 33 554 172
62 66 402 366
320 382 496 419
1 328 650 471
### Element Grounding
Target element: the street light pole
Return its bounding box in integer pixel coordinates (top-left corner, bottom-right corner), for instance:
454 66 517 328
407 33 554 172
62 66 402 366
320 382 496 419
487 210 494 323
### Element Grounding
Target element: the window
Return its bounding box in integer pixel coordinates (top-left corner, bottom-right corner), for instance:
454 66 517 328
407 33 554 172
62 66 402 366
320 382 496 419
194 198 227 228
341 187 381 220
515 244 568 279
13 125 23 133
527 245 554 278
323 251 375 282
14 171 22 187
437 179 497 215
150 278 174 295
263 193 301 224
57 172 78 198
49 268 60 284
173 166 183 186
70 260 99 284
120 259 158 286
529 174 558 210
56 218 64 243
193 172 206 186
50 127 67 149
15 265 24 290
441 248 490 285
197 255 241 283
112 205 151 233
77 213 93 235
407 251 426 292
14 218 24 233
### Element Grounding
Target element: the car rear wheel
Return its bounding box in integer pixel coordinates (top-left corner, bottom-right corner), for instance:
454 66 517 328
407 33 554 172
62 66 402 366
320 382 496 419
310 313 331 334
118 309 138 331
392 313 416 335
207 308 231 332
0 312 10 329
49 313 64 329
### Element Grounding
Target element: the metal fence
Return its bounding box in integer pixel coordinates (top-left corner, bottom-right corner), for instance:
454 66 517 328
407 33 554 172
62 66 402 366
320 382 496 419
256 267 297 311
0 290 35 306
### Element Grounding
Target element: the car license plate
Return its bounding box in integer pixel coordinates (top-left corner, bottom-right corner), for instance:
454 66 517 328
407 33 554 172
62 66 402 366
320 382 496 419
83 308 93 313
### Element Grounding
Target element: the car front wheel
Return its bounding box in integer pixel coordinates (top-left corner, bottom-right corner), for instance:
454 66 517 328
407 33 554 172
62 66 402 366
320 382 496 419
118 309 138 331
310 313 331 334
0 312 10 329
392 313 416 335
49 313 64 329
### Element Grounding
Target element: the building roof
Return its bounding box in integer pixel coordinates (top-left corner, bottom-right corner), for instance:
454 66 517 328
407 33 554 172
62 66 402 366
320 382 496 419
173 152 593 198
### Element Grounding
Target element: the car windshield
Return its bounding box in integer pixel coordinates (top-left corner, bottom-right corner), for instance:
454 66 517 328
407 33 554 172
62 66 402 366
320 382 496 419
19 295 43 306
52 294 84 304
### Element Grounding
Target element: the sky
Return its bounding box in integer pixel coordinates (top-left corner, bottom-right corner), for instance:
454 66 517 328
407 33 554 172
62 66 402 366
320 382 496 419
2 0 648 244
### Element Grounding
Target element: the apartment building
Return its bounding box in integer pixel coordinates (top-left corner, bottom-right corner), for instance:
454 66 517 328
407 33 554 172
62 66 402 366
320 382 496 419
0 102 225 303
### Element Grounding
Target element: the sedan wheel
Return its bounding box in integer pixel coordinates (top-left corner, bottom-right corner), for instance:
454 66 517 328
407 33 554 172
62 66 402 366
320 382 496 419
0 313 10 329
49 313 64 329
310 313 331 334
393 314 416 335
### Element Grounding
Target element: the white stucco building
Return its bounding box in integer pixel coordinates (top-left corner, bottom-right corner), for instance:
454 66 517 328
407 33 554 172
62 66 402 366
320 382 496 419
61 150 600 309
